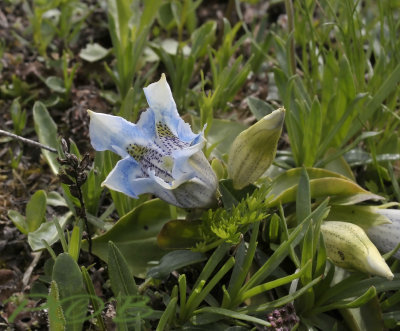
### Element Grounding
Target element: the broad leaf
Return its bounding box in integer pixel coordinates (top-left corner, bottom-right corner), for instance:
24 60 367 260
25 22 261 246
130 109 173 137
157 219 203 249
26 190 47 232
28 212 73 251
267 168 382 207
84 199 178 277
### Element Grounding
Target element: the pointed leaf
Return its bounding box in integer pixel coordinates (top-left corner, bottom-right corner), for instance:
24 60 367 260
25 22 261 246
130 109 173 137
52 253 88 331
108 241 138 297
33 101 59 174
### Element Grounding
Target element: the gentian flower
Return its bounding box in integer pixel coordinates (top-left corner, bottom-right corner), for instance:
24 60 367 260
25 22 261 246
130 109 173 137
88 74 218 208
367 209 400 259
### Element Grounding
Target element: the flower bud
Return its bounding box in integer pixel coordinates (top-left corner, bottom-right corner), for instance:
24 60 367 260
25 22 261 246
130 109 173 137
228 108 285 189
321 221 393 280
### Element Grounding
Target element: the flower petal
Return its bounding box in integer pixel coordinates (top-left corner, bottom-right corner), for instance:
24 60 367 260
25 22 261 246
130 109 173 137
88 110 154 158
143 74 201 144
103 157 181 206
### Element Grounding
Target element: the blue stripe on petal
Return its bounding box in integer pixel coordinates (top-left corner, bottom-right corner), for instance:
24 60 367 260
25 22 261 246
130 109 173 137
103 157 180 206
88 111 152 158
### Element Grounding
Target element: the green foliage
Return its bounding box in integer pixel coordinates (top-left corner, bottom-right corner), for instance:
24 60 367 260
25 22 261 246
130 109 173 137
26 0 90 56
32 101 59 174
199 185 269 245
107 241 138 297
52 253 88 331
45 52 79 99
48 280 66 330
8 190 47 235
106 0 162 99
5 0 400 329
10 98 27 136
85 199 182 277
272 0 400 168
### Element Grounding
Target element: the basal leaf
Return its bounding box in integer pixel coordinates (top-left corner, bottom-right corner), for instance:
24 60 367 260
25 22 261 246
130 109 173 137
157 219 203 249
33 101 59 174
52 253 88 331
26 190 47 232
108 241 138 297
84 199 178 278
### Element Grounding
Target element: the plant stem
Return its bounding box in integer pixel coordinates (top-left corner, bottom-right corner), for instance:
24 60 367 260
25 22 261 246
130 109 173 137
0 129 57 153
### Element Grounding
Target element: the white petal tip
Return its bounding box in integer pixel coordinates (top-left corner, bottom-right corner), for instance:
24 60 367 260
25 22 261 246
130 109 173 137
367 255 394 280
87 109 94 116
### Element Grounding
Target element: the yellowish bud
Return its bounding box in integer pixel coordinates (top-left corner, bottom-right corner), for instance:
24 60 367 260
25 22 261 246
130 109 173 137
228 108 285 189
321 221 394 280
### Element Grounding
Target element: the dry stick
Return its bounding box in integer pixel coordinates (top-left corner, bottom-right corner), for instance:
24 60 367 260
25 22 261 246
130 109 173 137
22 251 43 288
0 129 57 153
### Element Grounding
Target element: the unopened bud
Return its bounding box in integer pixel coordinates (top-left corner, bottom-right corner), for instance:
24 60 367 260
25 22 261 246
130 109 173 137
321 221 394 280
228 108 285 189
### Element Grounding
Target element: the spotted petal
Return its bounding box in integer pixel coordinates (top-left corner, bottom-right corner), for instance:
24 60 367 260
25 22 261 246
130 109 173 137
88 110 155 158
88 74 218 209
143 73 203 144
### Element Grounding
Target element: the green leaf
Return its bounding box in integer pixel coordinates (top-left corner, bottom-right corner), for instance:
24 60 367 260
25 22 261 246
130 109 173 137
81 267 106 331
47 191 68 207
79 43 110 62
26 190 47 232
296 167 310 223
28 212 73 251
267 167 382 207
8 210 28 234
33 101 59 174
45 76 66 93
219 179 257 209
341 295 384 331
346 62 400 140
156 297 177 331
323 148 355 181
84 199 175 278
191 21 216 58
246 96 274 120
193 307 270 327
240 199 330 292
52 253 88 331
326 205 390 229
68 224 82 262
312 286 377 315
108 241 138 297
147 250 207 279
191 117 246 158
48 280 66 331
157 219 203 249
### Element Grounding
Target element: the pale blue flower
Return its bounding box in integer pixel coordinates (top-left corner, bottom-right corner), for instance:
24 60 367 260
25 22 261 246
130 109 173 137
88 74 218 208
